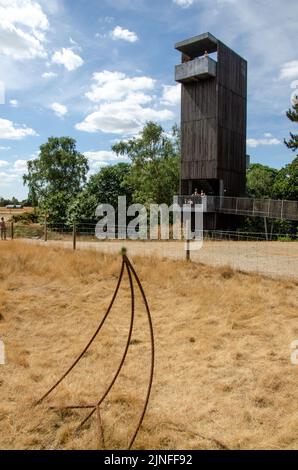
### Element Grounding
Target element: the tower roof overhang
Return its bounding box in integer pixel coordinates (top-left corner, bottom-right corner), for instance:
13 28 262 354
175 32 218 58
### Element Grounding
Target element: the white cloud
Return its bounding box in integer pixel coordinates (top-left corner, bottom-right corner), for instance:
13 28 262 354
69 37 77 46
0 0 49 29
89 161 108 171
84 149 130 173
84 150 118 162
76 98 174 135
49 102 68 118
0 81 5 104
173 0 194 7
86 70 155 102
76 70 174 135
52 48 84 71
110 25 138 43
38 0 60 15
0 118 37 139
9 99 19 107
84 150 129 163
0 171 19 186
247 134 281 148
29 151 38 159
0 0 49 60
95 32 107 40
279 61 298 80
0 160 9 167
98 16 114 24
13 159 28 171
161 84 181 106
42 71 58 79
0 146 10 150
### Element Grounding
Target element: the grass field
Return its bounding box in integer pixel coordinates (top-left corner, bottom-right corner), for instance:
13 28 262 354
0 207 34 222
1 241 298 449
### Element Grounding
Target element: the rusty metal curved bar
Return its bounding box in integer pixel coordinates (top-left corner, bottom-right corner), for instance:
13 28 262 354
36 259 125 405
79 259 135 428
35 253 155 450
124 256 155 450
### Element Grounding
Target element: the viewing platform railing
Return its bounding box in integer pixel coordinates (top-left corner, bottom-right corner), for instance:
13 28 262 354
178 196 298 221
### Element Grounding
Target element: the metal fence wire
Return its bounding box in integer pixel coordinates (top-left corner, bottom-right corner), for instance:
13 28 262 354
8 221 298 242
6 220 298 280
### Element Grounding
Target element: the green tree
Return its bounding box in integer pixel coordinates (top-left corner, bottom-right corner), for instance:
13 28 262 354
273 157 298 201
246 163 278 198
67 163 132 223
0 196 22 206
276 103 298 201
112 122 180 206
284 104 298 155
23 137 89 222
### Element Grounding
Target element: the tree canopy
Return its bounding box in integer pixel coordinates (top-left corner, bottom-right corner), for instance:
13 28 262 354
246 164 278 199
112 122 180 206
67 163 132 222
273 157 298 201
277 103 298 201
23 137 89 221
284 104 298 155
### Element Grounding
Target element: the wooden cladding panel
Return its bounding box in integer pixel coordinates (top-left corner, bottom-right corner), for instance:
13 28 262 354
181 79 217 123
217 126 246 174
181 118 217 179
216 41 247 195
181 160 218 180
217 42 247 97
217 87 247 135
217 169 246 196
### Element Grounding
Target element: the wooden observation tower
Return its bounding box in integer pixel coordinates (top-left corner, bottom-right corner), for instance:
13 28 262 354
175 32 247 229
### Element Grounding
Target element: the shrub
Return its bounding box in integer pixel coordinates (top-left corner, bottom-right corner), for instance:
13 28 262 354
11 212 38 224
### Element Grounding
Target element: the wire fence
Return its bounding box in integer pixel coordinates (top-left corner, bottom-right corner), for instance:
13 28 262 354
4 220 298 280
7 221 298 242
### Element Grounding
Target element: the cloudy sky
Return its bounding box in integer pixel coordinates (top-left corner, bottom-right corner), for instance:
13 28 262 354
0 0 297 199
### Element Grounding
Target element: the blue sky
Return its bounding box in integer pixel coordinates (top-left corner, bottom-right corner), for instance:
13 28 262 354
0 0 297 199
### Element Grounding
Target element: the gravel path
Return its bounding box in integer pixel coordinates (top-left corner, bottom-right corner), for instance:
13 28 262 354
23 239 298 280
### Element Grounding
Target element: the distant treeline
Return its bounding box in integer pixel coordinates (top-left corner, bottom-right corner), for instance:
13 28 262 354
0 197 31 207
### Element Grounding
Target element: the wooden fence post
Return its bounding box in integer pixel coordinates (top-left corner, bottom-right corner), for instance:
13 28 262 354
281 200 284 220
73 220 76 250
186 219 190 262
11 221 14 240
44 215 48 242
263 217 268 241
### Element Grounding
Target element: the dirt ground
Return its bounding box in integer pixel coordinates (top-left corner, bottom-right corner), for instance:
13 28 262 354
25 239 298 280
1 241 298 450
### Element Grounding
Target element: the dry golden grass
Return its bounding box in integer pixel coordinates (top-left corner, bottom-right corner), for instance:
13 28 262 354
1 240 298 450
